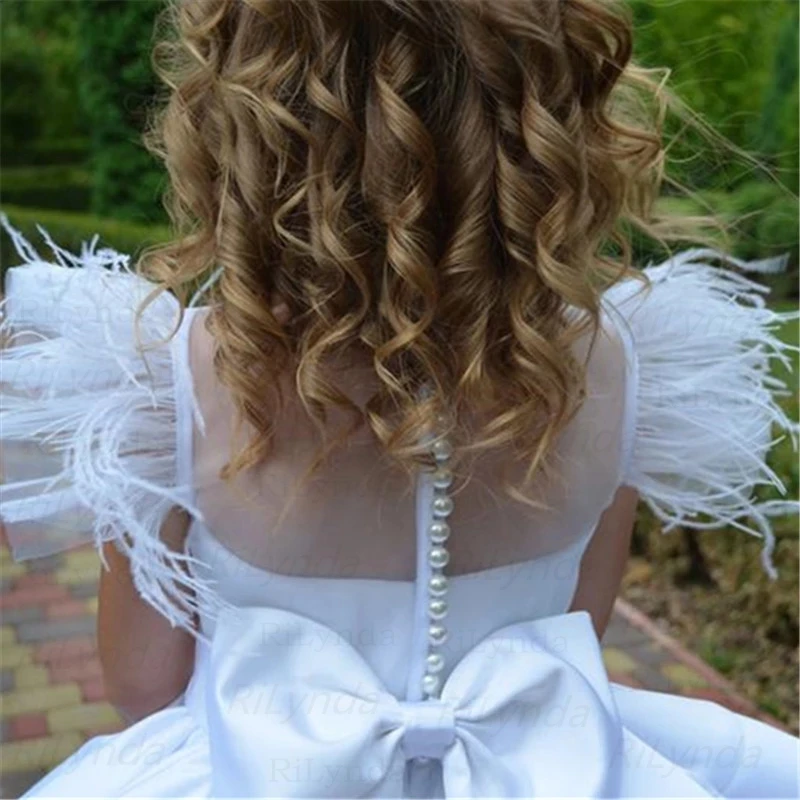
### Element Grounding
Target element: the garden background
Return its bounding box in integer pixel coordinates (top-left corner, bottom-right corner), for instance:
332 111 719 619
1 0 798 734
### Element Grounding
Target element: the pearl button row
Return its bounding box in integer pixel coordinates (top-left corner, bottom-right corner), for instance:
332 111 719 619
421 435 454 698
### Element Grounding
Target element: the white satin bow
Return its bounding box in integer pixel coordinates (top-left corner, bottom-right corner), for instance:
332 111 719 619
203 608 626 797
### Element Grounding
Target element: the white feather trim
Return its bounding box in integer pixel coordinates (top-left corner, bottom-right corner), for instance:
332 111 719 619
605 248 799 579
0 215 227 633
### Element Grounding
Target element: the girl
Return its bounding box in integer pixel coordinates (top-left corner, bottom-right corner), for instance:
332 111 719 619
1 0 798 796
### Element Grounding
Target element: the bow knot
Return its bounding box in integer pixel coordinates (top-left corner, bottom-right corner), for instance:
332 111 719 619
399 700 456 760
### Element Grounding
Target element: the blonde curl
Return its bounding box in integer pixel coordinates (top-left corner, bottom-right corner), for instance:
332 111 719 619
139 0 729 499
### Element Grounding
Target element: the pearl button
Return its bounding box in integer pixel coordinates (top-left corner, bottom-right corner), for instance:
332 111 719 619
429 624 448 645
432 439 453 462
432 495 454 518
429 521 450 543
422 419 454 700
429 546 450 569
429 574 448 596
422 673 441 696
432 467 453 489
429 598 448 619
426 652 445 673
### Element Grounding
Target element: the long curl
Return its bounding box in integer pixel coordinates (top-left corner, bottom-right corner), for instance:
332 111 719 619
140 0 720 498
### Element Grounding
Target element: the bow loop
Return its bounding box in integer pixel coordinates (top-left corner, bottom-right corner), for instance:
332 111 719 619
202 606 632 797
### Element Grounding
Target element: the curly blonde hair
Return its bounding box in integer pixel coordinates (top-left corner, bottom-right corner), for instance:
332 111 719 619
140 0 721 496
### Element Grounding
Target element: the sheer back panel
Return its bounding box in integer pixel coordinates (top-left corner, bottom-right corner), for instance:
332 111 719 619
187 308 629 582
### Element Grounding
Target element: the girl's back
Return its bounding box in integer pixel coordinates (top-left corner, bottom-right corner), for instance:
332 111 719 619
186 301 627 584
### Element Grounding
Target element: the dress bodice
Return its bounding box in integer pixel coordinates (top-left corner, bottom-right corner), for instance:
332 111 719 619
181 295 630 699
187 518 590 696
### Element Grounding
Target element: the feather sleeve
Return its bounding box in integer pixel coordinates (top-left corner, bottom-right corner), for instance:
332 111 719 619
604 248 799 578
0 215 224 631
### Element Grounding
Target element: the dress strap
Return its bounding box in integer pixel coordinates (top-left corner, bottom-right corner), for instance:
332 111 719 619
600 292 639 487
170 306 207 500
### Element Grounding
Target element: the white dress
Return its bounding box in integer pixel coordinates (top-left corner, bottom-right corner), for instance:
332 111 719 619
1 215 798 798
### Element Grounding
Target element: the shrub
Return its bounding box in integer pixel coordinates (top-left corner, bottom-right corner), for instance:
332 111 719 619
74 0 167 224
2 138 91 169
0 24 47 159
0 2 87 166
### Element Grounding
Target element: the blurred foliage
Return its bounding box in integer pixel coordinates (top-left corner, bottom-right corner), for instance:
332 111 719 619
659 182 800 297
72 0 167 223
1 166 92 211
629 0 799 192
0 0 86 165
0 0 166 220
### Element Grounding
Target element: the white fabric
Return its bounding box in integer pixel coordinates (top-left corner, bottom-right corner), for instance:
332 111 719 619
1 220 798 798
20 606 800 798
185 518 592 695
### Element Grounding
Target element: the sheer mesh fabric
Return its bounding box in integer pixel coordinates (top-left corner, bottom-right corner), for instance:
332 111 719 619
186 307 629 582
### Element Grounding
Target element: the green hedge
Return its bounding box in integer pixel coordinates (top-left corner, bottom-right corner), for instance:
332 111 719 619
1 166 92 212
74 0 166 224
1 205 169 278
1 137 90 169
1 3 88 167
